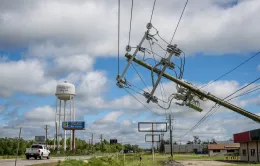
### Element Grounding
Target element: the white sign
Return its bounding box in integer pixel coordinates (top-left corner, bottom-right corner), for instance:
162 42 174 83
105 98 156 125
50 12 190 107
35 136 45 143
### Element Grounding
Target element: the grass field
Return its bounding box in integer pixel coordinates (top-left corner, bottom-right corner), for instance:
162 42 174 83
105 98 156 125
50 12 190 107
171 154 227 160
29 153 260 166
0 155 24 159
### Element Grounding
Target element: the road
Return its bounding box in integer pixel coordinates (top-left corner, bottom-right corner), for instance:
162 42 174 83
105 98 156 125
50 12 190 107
0 155 93 166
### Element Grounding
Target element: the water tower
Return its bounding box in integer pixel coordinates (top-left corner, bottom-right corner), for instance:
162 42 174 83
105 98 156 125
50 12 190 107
55 81 76 152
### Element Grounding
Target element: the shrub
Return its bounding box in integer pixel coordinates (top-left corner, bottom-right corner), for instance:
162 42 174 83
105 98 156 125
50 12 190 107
57 159 87 166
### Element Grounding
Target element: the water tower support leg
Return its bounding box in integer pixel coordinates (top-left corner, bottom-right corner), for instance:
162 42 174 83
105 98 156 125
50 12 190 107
64 100 67 152
70 95 72 151
73 99 76 149
72 130 75 153
58 99 61 152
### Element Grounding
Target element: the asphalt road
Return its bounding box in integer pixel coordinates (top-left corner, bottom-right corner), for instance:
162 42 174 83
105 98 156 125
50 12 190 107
0 155 92 166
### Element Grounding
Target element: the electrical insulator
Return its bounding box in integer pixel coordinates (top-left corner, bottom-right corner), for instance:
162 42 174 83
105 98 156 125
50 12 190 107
126 45 131 52
187 94 194 102
175 93 186 101
138 47 145 53
146 34 153 41
146 23 152 30
177 87 186 93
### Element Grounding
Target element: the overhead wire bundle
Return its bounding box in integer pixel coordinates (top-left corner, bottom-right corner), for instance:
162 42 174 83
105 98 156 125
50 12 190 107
174 77 260 138
115 0 190 118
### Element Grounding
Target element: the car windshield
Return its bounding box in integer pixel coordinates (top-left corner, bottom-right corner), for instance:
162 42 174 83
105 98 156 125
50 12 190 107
31 145 43 149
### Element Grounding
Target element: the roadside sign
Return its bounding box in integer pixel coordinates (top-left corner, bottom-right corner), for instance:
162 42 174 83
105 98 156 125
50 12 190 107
225 156 240 160
145 134 160 142
62 121 85 130
110 139 117 144
35 136 45 143
138 122 167 132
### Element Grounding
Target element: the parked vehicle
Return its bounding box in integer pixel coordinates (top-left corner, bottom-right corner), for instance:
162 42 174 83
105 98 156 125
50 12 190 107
25 144 50 160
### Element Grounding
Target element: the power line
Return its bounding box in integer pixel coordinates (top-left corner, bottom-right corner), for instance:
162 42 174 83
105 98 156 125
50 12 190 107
176 77 260 138
123 87 161 116
169 0 189 44
200 51 260 89
131 63 150 92
118 0 120 75
128 0 134 47
225 77 260 100
149 0 157 23
194 77 260 131
228 86 260 101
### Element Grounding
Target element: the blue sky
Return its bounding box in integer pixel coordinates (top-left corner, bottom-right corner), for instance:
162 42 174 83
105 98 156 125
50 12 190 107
0 0 260 146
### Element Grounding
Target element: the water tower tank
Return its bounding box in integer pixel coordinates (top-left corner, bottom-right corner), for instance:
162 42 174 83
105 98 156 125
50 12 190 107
55 81 76 100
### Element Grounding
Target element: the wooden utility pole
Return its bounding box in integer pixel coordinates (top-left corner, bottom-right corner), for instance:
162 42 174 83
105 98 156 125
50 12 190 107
125 54 260 123
152 123 154 161
92 133 94 145
91 133 94 152
168 115 173 157
100 134 103 151
15 127 22 166
44 125 48 147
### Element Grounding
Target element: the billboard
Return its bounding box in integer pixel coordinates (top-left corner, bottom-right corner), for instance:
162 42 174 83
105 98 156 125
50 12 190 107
138 122 167 132
145 134 160 142
110 139 118 144
35 136 45 143
62 121 85 130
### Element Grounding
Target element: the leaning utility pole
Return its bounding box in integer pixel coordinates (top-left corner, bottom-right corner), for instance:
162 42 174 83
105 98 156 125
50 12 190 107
124 54 260 123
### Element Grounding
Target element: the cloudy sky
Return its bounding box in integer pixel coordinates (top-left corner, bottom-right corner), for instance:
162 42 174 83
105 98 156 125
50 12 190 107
0 0 260 148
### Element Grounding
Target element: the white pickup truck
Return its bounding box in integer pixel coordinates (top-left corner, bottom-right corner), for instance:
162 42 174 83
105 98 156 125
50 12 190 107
25 144 50 160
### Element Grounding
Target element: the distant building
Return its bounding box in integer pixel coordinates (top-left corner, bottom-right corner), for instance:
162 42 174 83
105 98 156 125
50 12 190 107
234 128 260 162
215 140 234 144
164 144 207 153
208 144 240 156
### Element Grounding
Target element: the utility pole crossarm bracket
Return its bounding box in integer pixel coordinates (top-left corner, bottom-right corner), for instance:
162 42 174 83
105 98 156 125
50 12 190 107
125 54 260 123
116 31 148 88
146 44 180 103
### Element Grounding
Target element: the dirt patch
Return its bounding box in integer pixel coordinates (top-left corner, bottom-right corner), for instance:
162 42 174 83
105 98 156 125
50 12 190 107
179 160 238 166
161 159 184 166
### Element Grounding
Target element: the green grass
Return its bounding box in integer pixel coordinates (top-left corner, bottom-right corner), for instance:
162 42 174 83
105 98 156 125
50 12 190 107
87 154 169 166
30 162 58 166
0 155 24 159
28 154 260 166
0 152 92 160
224 163 260 166
171 154 225 160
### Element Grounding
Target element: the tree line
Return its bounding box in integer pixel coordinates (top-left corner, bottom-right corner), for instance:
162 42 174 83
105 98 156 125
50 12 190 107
0 137 142 156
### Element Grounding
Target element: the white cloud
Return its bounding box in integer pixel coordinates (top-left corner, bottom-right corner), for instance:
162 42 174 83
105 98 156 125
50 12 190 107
0 59 50 96
77 71 108 99
0 0 260 56
94 111 124 124
24 106 55 122
121 120 132 126
49 55 94 76
0 55 105 97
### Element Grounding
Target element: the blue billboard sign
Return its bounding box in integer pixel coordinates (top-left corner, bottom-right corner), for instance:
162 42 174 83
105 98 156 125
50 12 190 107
62 121 85 130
